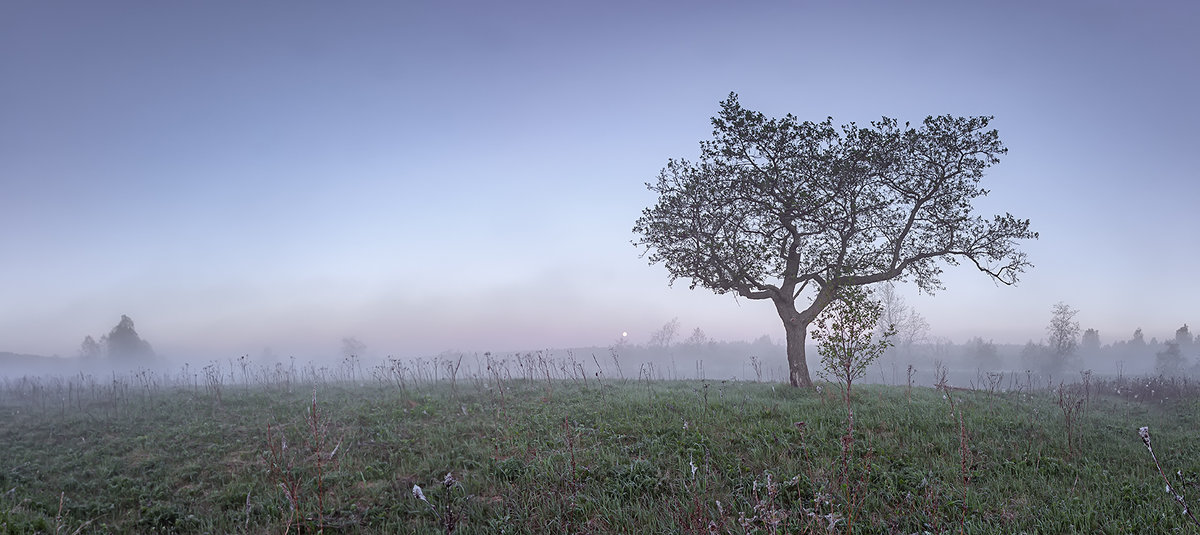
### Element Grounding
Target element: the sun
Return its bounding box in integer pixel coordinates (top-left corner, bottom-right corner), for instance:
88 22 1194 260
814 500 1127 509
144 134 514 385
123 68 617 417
621 331 628 338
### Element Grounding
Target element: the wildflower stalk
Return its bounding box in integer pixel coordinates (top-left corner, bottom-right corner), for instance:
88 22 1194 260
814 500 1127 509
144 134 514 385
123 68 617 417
1138 426 1200 528
413 484 440 521
939 384 971 533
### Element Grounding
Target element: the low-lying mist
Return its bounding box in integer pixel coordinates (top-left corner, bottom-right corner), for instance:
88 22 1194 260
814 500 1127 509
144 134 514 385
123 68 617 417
4 333 1198 392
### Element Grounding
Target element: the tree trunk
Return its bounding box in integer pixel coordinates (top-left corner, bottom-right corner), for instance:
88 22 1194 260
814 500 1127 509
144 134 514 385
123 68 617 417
775 286 839 388
784 319 813 388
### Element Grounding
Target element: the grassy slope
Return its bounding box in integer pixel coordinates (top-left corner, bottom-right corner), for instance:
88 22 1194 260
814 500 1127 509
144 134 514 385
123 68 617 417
1 377 1197 534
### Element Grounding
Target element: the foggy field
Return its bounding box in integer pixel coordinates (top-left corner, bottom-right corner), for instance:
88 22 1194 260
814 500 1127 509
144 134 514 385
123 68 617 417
1 364 1199 534
8 3 1200 534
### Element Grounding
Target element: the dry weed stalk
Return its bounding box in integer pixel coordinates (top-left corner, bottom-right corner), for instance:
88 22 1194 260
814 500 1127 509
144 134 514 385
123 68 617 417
905 364 915 403
412 472 472 534
737 472 787 534
591 353 605 388
563 416 578 482
54 492 93 535
262 389 342 534
939 383 971 533
1138 426 1200 529
264 423 301 531
1057 383 1084 458
1079 369 1093 413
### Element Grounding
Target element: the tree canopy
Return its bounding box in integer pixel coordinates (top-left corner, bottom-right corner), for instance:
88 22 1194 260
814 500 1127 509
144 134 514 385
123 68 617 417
634 93 1037 387
1045 301 1080 373
105 314 156 362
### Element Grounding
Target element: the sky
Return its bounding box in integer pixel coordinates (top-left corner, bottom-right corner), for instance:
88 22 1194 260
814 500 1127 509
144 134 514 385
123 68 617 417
2 1 1198 362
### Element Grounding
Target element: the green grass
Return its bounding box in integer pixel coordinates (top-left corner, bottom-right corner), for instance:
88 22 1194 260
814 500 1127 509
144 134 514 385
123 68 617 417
1 374 1198 533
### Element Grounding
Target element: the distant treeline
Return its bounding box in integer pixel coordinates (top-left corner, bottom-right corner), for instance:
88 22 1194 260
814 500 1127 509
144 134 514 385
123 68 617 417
4 323 1198 386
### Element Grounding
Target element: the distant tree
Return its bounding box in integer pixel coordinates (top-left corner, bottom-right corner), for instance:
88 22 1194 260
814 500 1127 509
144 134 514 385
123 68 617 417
1045 302 1080 373
1156 342 1186 376
877 283 908 334
79 335 103 359
1175 324 1193 349
964 336 1001 369
1131 328 1146 347
633 94 1037 387
749 334 777 355
682 327 709 347
1081 328 1100 356
341 337 366 359
928 336 956 361
1020 340 1049 373
877 282 930 349
648 317 681 348
104 315 155 362
900 312 930 348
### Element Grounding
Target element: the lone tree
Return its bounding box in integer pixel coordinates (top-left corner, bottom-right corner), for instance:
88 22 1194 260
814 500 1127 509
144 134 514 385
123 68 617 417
104 314 155 363
634 93 1037 387
1046 301 1080 373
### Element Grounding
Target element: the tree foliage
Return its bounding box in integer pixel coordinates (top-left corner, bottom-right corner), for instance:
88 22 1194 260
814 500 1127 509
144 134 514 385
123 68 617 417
1045 302 1080 373
648 317 681 348
1021 340 1048 372
634 93 1036 386
812 286 895 399
1175 324 1193 348
1081 328 1100 355
1131 328 1146 347
682 327 709 347
342 337 367 359
79 335 103 359
105 315 155 362
877 282 929 349
1156 342 1186 376
965 336 1001 368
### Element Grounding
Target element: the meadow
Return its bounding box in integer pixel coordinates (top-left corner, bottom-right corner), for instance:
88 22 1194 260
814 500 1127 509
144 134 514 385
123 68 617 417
1 356 1198 534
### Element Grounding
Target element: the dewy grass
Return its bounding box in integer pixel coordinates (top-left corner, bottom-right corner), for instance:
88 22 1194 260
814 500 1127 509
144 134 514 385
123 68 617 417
1 361 1199 533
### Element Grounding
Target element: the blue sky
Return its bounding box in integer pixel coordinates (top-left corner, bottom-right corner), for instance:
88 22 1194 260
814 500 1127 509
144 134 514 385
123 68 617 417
2 1 1198 361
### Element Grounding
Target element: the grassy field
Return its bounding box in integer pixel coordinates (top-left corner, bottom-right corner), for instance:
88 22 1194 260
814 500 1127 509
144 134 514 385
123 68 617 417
1 366 1198 534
